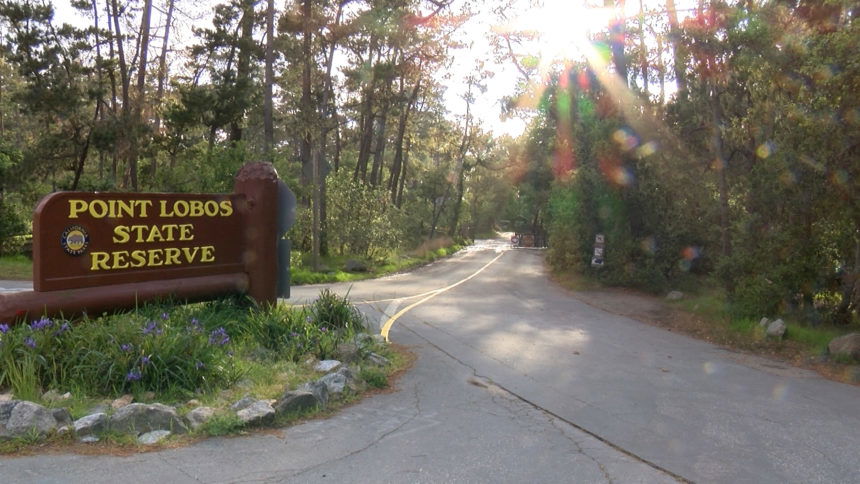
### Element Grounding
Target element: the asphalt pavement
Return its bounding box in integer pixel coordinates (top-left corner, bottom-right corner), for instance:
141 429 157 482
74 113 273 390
1 238 859 483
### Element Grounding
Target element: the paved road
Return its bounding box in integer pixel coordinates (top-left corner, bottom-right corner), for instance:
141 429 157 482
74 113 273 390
2 238 859 483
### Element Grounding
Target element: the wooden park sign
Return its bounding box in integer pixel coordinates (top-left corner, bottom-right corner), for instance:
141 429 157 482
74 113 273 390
0 162 295 323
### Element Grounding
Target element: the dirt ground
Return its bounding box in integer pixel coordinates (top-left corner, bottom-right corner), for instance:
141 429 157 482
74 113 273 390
558 282 860 386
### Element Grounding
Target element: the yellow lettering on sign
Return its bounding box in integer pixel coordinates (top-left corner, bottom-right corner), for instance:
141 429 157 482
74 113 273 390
200 245 215 262
164 247 181 265
113 226 130 244
179 224 194 241
90 252 110 270
68 200 88 218
69 199 156 219
89 245 217 271
219 200 233 216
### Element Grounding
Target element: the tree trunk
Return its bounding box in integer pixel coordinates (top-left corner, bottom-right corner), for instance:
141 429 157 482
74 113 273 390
150 0 175 177
666 0 688 98
396 135 410 208
354 33 378 182
607 0 628 85
389 76 420 201
263 0 275 160
231 0 255 145
638 0 648 98
369 85 391 186
110 0 131 187
126 0 152 191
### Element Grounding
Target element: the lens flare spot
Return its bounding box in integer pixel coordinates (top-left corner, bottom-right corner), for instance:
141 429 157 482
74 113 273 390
756 141 775 159
636 141 658 158
779 170 796 186
641 236 657 255
703 361 717 375
772 383 788 400
612 128 639 151
611 166 634 186
682 246 701 261
831 170 848 187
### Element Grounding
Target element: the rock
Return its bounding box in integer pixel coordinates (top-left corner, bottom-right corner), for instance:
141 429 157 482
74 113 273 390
336 343 360 363
367 352 391 367
319 366 362 397
57 425 72 436
273 391 319 415
109 403 188 435
298 381 329 407
42 389 70 403
51 407 73 427
74 413 108 438
766 318 787 338
230 396 257 412
344 259 369 272
87 403 110 415
666 291 684 301
235 400 275 426
186 407 215 430
138 430 171 445
828 333 860 361
0 393 12 403
79 435 100 443
0 401 58 440
111 394 134 409
314 359 342 373
759 317 770 328
186 399 201 408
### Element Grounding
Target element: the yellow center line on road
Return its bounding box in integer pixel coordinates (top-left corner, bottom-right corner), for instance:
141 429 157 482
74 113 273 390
379 251 506 342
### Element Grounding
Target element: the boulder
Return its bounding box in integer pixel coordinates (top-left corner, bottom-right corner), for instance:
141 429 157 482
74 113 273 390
42 390 71 403
759 317 770 328
235 400 275 426
273 391 319 415
666 291 684 301
314 359 342 373
335 343 360 363
109 403 188 435
828 333 860 361
0 393 12 403
0 401 58 440
139 430 171 445
74 412 108 438
230 396 257 412
766 319 787 338
111 394 134 409
298 381 329 407
51 407 73 427
344 259 369 272
186 406 216 430
319 366 362 396
367 352 391 367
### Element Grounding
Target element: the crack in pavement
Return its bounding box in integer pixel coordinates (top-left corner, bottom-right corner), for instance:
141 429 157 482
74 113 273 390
402 323 691 484
264 384 424 483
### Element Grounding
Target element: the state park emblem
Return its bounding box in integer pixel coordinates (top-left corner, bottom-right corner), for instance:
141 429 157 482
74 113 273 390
61 225 90 256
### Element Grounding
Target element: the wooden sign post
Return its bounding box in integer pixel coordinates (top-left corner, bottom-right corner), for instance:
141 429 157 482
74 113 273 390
0 162 294 323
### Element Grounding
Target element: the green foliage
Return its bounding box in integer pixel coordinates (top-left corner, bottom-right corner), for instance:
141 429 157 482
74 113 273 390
359 367 388 389
201 413 244 436
318 170 404 258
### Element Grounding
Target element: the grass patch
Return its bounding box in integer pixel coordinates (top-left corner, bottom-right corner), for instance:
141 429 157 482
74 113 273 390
290 238 466 285
0 255 32 280
359 367 388 389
